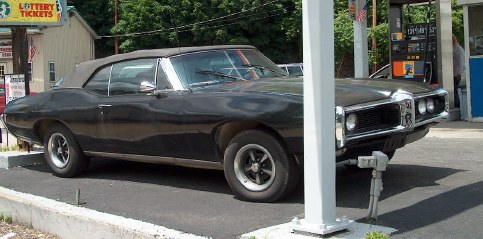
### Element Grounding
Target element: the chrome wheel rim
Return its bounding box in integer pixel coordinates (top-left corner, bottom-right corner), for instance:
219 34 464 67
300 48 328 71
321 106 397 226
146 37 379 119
48 133 69 168
234 144 276 192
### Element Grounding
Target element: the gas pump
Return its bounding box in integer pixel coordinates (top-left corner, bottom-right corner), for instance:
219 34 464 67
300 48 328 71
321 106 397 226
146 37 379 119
389 0 438 84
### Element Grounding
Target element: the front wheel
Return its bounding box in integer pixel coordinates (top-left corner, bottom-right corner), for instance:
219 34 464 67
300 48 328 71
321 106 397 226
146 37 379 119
224 130 300 202
43 124 90 177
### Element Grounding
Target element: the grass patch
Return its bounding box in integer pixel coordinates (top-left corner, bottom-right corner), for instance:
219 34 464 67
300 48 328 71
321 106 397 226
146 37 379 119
366 231 390 239
0 145 20 152
0 213 13 224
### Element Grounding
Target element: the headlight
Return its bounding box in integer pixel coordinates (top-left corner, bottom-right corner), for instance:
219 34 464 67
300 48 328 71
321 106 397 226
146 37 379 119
346 113 357 131
418 100 427 115
426 98 435 113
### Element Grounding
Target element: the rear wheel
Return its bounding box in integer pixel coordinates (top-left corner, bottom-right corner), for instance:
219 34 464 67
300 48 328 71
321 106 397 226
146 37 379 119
43 124 90 177
224 130 300 202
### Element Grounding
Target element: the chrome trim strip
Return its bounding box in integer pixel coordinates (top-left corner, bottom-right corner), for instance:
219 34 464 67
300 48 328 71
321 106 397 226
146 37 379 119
415 112 448 127
413 88 448 99
345 126 408 141
85 152 224 170
161 58 184 91
335 106 345 148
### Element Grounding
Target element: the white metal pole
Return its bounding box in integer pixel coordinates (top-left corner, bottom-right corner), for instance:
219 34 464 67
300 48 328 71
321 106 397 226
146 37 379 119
354 0 369 78
462 5 472 120
436 0 455 108
292 0 350 235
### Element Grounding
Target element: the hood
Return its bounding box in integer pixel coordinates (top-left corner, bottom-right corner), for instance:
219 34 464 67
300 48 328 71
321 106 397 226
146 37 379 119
200 77 438 107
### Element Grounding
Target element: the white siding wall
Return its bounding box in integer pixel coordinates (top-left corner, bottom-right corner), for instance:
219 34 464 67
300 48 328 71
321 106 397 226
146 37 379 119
30 34 45 93
0 34 43 93
41 13 95 90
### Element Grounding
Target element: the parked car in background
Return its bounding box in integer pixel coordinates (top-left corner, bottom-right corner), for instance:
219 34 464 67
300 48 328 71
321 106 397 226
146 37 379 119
52 78 65 88
3 45 448 202
277 63 304 76
369 64 391 79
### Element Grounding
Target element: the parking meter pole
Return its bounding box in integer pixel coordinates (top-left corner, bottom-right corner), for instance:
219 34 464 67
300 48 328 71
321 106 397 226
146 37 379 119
356 151 388 221
368 171 383 220
291 0 351 235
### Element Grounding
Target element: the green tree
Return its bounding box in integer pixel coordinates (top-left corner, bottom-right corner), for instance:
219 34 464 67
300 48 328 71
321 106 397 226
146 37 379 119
114 0 294 63
68 0 465 73
67 0 114 58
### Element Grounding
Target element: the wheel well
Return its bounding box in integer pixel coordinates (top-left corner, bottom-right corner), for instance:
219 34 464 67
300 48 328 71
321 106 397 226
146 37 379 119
214 121 290 161
34 119 66 144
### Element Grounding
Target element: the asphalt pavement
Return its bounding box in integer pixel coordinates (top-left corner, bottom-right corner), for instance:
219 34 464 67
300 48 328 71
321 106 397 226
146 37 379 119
0 121 481 238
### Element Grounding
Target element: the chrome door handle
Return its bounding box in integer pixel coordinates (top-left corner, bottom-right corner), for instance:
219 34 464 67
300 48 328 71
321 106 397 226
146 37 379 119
97 104 112 109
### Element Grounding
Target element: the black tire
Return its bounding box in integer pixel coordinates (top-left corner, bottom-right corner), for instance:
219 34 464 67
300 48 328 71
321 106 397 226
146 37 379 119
43 124 90 177
223 130 300 202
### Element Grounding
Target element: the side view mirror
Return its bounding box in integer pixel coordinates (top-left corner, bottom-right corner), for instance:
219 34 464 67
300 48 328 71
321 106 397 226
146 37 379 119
140 81 156 93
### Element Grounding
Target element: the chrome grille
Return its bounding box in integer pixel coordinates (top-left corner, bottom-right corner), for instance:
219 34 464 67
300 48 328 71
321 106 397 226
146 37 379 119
349 104 401 134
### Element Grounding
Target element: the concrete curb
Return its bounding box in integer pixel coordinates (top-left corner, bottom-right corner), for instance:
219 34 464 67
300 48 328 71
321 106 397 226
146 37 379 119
241 222 396 239
0 151 45 169
0 187 208 239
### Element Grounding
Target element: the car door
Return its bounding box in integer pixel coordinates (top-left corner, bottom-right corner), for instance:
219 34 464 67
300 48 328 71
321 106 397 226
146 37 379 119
95 58 186 157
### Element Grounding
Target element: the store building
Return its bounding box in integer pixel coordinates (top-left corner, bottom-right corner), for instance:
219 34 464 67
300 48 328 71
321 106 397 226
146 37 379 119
0 6 98 93
458 0 483 122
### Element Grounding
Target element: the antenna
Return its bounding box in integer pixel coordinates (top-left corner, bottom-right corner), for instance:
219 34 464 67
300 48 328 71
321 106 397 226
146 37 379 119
169 12 191 91
169 13 182 51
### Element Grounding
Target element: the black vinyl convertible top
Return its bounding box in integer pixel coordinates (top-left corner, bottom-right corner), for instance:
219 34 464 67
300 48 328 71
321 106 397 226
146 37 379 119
62 45 257 88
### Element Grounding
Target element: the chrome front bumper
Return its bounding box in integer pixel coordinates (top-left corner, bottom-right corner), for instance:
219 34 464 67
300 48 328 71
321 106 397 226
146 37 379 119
336 88 448 149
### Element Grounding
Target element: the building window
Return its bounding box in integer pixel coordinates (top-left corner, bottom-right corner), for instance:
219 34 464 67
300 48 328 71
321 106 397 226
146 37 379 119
48 62 56 82
0 64 5 78
27 62 33 82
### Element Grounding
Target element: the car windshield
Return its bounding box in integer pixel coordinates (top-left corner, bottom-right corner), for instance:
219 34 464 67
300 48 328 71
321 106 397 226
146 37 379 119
169 49 287 88
53 77 65 88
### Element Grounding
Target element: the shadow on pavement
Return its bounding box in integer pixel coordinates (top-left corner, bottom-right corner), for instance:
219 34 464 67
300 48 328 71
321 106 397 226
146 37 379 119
378 180 483 235
85 157 233 194
335 163 464 209
23 158 463 206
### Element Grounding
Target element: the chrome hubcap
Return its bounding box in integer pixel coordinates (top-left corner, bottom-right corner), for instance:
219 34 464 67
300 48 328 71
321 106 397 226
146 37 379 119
234 144 276 192
48 133 69 168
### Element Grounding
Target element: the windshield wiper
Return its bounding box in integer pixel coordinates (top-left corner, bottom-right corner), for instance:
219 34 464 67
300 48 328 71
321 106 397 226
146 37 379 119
242 64 288 76
195 70 245 81
188 80 221 87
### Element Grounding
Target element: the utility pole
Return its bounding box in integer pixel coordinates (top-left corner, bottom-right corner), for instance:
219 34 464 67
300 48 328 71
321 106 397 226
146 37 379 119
11 27 30 151
114 0 119 54
11 27 29 95
372 0 378 73
354 0 369 78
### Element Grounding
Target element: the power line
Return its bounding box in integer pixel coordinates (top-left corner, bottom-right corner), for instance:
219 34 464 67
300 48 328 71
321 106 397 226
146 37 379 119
116 12 287 36
176 12 288 35
114 12 287 36
116 11 288 37
100 0 283 38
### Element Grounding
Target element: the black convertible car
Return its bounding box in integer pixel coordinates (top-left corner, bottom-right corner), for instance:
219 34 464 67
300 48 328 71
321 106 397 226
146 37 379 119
2 45 448 202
